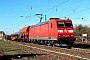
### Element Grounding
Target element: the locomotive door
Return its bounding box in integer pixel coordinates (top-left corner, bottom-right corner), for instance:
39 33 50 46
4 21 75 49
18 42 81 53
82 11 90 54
48 23 53 39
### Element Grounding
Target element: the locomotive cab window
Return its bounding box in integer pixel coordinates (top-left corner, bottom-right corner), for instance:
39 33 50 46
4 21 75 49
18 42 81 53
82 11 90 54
50 23 52 28
65 22 72 27
57 22 64 28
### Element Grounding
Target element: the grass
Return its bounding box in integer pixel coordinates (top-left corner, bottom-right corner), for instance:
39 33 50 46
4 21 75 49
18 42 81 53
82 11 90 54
0 40 18 55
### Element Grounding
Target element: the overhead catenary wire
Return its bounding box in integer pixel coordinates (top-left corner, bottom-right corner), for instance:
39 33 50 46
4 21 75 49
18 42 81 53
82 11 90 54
2 0 90 34
16 0 90 28
4 0 68 9
17 0 70 26
42 0 69 13
66 8 90 16
4 0 31 7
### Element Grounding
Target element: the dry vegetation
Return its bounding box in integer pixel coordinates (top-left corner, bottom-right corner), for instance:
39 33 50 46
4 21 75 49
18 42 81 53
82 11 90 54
0 40 18 55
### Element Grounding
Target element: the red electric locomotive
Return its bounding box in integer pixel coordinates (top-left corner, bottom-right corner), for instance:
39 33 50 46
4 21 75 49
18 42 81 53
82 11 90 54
29 18 75 45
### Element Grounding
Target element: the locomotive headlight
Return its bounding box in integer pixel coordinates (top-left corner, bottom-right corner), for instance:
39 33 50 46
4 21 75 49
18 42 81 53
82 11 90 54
70 34 73 36
68 30 73 32
58 34 60 36
58 30 63 33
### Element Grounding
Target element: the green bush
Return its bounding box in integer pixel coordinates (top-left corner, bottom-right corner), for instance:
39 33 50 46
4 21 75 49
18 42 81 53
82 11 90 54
75 40 82 42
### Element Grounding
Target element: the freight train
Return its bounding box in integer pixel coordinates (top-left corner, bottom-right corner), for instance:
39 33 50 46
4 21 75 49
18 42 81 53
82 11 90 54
5 18 75 46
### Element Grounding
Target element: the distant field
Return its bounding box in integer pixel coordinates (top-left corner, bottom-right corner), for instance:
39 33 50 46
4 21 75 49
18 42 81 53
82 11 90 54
0 40 18 55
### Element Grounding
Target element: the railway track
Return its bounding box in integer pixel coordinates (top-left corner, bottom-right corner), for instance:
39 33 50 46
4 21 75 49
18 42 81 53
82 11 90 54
6 41 90 60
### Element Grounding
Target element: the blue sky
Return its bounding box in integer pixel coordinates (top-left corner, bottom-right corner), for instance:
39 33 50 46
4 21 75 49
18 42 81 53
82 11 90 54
0 0 90 34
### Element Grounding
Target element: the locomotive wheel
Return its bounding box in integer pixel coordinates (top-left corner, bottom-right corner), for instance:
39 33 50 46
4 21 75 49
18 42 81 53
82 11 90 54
45 40 51 46
67 45 71 49
40 40 43 44
51 43 55 47
34 39 37 44
27 39 29 43
29 39 31 43
30 39 33 43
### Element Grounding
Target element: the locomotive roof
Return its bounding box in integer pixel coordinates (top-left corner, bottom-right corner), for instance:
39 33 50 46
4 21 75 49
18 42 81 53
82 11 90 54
49 18 71 21
31 21 49 27
49 18 60 20
31 18 72 27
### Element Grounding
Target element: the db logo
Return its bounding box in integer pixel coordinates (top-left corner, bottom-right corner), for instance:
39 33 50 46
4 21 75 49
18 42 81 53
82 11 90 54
64 29 67 32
